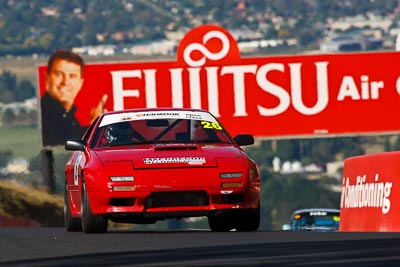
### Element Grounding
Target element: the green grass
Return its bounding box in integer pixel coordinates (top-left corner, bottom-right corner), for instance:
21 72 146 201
0 126 41 159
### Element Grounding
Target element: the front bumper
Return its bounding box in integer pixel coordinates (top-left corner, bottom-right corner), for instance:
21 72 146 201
87 183 260 220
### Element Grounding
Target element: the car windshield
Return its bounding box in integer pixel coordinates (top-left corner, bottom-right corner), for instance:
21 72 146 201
90 112 233 148
291 210 340 231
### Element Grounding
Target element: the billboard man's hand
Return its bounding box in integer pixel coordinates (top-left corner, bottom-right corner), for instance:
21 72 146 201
90 94 108 124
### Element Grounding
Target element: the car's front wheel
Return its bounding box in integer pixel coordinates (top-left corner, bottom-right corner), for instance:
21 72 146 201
234 203 260 232
64 182 82 232
81 181 108 233
208 213 234 232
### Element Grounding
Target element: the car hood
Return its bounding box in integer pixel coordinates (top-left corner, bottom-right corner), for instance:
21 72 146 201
94 143 244 169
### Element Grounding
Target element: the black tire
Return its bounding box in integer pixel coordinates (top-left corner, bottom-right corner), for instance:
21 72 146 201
81 182 108 233
208 214 234 232
64 182 82 232
234 203 260 232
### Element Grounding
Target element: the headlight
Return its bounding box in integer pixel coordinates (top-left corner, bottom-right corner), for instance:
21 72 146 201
220 172 243 178
110 176 134 182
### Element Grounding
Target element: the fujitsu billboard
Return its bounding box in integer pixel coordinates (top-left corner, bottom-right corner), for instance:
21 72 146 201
38 24 400 147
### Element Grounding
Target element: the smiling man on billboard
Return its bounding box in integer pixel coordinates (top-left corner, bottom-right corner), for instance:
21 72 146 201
40 49 107 147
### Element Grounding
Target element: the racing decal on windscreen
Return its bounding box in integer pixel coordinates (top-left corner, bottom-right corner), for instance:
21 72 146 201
99 110 217 127
143 157 206 165
201 121 223 130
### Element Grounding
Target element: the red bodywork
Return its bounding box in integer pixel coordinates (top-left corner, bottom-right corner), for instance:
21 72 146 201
64 108 260 232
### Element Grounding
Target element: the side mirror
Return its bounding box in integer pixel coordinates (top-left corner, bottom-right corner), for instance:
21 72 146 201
234 134 254 146
65 139 85 151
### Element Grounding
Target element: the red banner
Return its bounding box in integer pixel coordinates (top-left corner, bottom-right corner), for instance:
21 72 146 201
38 24 400 146
340 152 400 231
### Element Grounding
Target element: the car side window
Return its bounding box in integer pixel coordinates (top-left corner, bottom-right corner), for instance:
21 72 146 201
83 117 98 144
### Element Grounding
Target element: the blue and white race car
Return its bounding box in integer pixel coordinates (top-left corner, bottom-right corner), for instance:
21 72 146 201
282 208 340 232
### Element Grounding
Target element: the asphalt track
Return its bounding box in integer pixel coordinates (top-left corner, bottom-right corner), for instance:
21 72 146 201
1 227 400 266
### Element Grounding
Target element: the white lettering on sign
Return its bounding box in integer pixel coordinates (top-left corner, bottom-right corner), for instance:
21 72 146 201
110 61 331 117
340 174 392 214
106 27 392 119
395 76 400 96
111 70 157 110
256 62 329 116
337 75 384 101
111 70 140 111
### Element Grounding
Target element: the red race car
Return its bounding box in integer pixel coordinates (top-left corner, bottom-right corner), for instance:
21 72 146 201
64 108 260 233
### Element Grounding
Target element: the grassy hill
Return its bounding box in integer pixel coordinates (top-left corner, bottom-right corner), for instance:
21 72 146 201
0 180 63 227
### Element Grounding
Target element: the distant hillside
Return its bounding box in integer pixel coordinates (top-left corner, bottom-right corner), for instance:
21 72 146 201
0 0 398 56
0 180 63 227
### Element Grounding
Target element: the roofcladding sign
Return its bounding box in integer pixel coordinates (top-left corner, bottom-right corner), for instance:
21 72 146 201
340 152 400 231
38 24 400 147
